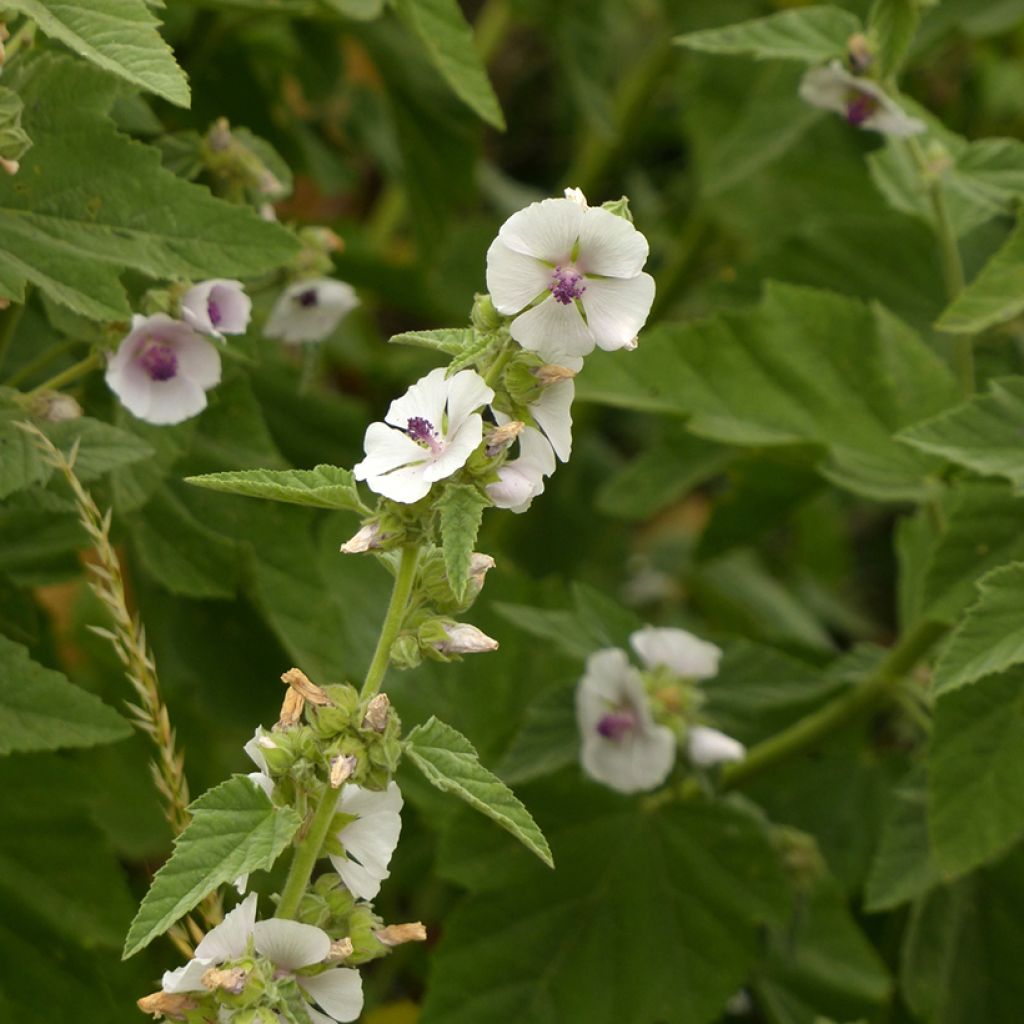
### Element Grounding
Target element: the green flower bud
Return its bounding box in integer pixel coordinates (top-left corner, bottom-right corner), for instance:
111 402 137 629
310 683 360 738
600 196 633 221
259 736 296 777
346 906 390 966
390 633 422 670
503 360 545 406
326 886 356 921
470 292 503 332
232 1009 279 1024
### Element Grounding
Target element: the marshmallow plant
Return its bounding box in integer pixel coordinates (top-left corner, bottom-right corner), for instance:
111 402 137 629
124 190 655 1021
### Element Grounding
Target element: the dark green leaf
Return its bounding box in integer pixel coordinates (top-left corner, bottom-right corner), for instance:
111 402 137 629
438 484 491 604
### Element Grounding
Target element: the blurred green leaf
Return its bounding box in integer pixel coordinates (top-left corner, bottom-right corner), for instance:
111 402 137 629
868 0 920 78
0 635 130 755
405 716 553 867
0 87 31 163
123 775 303 958
3 0 190 107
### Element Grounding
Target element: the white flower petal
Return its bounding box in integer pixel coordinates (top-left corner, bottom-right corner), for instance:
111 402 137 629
530 380 574 462
305 1006 338 1024
265 279 359 344
444 370 495 433
579 273 655 352
359 460 432 504
330 783 403 899
141 375 209 426
577 206 649 278
580 721 676 793
173 331 222 390
423 413 483 482
253 919 331 970
688 725 746 768
353 422 428 479
486 238 552 315
487 463 541 512
182 279 251 337
629 626 721 679
510 295 594 361
194 892 258 962
243 729 270 774
385 366 450 432
162 958 212 994
299 968 365 1024
798 61 924 137
497 197 583 263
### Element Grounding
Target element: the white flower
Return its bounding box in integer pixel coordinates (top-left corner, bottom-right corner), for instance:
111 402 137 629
329 782 403 901
162 893 363 1024
235 732 278 893
529 377 573 463
688 725 746 768
105 314 221 425
629 625 721 679
485 192 655 365
576 648 676 794
799 61 925 136
265 278 359 344
181 279 252 339
352 367 494 504
436 622 499 655
486 424 555 513
563 186 588 208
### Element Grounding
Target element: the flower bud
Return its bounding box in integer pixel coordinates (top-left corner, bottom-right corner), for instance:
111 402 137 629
390 633 422 670
27 390 82 422
340 522 382 554
310 683 360 737
847 32 873 74
327 937 354 962
234 1010 280 1024
533 363 577 387
0 157 19 176
362 693 390 733
600 196 633 221
375 922 427 947
345 906 390 965
471 292 503 332
202 966 248 996
257 735 295 777
281 667 332 706
330 753 358 788
435 622 499 656
485 419 524 457
687 725 745 768
137 992 199 1019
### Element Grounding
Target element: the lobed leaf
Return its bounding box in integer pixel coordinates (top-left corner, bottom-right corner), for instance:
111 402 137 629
122 776 303 958
404 717 553 868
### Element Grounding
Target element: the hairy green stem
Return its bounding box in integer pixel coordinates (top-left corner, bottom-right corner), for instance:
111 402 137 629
28 350 101 396
275 782 345 920
361 543 420 700
716 619 945 792
483 338 515 389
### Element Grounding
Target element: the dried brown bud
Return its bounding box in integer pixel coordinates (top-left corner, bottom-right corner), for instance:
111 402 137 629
486 420 524 457
340 522 381 554
533 364 577 386
327 937 354 962
468 553 496 591
362 693 390 732
207 116 233 151
277 685 305 728
281 667 332 706
137 992 199 1019
330 753 357 788
375 921 427 946
27 390 83 422
847 32 873 74
202 966 248 994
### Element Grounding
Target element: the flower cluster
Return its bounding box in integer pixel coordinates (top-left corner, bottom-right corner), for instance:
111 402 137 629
575 626 745 794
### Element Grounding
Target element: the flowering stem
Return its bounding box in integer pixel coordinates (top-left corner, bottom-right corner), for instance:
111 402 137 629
482 339 515 389
716 619 945 792
275 781 343 920
27 350 102 396
361 543 420 701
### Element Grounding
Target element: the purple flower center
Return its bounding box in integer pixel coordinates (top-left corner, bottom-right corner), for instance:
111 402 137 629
297 288 319 309
596 708 636 742
139 343 178 382
208 298 223 327
549 266 586 305
406 416 443 456
845 91 879 126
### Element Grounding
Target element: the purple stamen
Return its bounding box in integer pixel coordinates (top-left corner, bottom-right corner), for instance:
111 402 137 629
297 288 319 309
549 266 586 305
596 709 636 742
406 416 443 456
139 342 178 382
845 92 879 126
208 298 223 327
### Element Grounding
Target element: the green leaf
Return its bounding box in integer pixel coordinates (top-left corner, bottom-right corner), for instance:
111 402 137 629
0 56 298 320
929 668 1024 877
46 416 155 481
186 464 368 513
933 563 1024 695
496 684 578 786
391 0 505 129
576 282 958 502
675 7 861 64
387 327 475 354
424 790 790 1024
0 87 31 163
899 377 1024 490
319 0 384 20
0 636 131 755
404 716 553 868
3 0 190 107
936 217 1024 332
438 484 490 604
122 776 303 958
868 0 920 78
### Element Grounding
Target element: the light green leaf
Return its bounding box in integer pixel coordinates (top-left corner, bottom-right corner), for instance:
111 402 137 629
404 716 553 868
929 668 1024 877
319 0 383 19
438 484 490 604
4 0 190 107
868 0 920 78
936 218 1024 332
675 7 861 64
186 465 368 513
0 636 131 755
576 282 958 502
388 327 475 354
0 87 31 163
932 564 1024 696
391 0 505 129
123 776 303 958
0 56 298 320
899 377 1024 490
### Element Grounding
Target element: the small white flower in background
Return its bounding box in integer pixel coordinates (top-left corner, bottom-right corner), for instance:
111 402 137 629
486 189 655 366
353 367 494 504
329 782 403 901
105 314 221 425
687 725 745 768
799 61 925 136
181 279 252 339
487 424 556 513
162 893 364 1024
576 648 676 794
630 625 722 679
265 278 359 344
